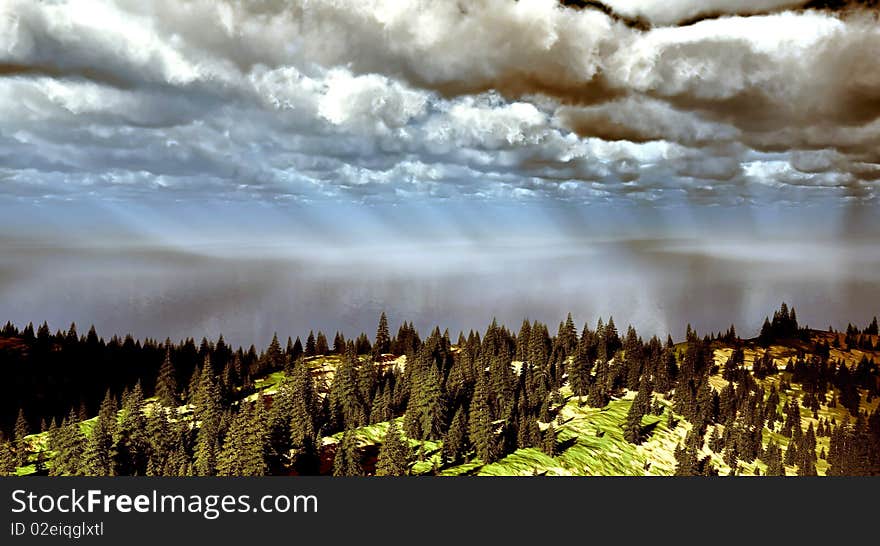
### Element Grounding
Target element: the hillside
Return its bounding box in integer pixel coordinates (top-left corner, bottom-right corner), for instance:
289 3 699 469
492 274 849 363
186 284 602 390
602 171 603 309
8 313 879 476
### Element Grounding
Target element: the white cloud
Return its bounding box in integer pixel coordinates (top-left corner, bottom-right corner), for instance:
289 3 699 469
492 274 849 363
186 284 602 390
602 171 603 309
318 69 428 131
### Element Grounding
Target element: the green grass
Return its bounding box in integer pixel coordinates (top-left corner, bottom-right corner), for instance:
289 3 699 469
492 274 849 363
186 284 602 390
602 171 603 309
327 390 688 476
477 391 685 476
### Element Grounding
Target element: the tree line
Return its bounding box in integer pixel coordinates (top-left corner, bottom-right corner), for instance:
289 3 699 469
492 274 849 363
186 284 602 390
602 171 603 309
1 304 878 476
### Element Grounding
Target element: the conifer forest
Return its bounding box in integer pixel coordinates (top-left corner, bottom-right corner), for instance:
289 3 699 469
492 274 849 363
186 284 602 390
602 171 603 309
2 304 878 477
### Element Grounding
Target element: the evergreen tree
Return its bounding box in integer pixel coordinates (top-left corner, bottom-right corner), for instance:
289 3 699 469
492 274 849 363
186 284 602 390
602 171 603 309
315 331 329 356
155 348 178 407
784 440 797 467
419 368 447 441
333 332 346 355
218 401 267 476
193 358 222 476
374 312 391 356
442 406 469 464
376 421 410 476
114 382 149 475
329 347 365 431
865 316 879 336
83 392 117 476
145 409 176 476
569 346 591 400
290 361 322 474
264 333 284 371
797 423 818 476
623 394 647 445
0 437 15 476
332 431 363 476
290 337 304 361
13 409 29 468
49 410 86 476
469 372 497 463
542 423 557 456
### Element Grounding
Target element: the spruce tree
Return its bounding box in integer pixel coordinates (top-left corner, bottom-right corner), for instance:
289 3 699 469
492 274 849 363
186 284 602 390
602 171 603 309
315 331 329 356
329 347 365 431
146 409 175 476
0 437 15 476
193 358 222 476
332 431 363 476
115 382 149 475
155 348 178 407
290 337 304 361
49 410 86 476
83 392 117 476
623 399 644 445
376 421 410 476
442 406 469 464
542 423 558 456
419 368 447 441
374 312 391 356
290 361 322 474
13 409 29 468
569 346 591 400
218 402 267 476
469 372 497 463
265 333 284 370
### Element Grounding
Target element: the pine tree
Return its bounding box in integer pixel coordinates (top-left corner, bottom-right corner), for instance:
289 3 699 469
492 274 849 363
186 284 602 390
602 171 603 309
542 423 558 456
357 359 378 422
469 372 497 463
419 368 447 441
516 319 531 362
145 409 176 476
315 331 329 356
332 431 363 476
783 440 797 467
569 345 591 399
13 409 29 467
865 316 879 336
49 410 86 476
193 358 222 476
305 331 317 357
289 361 321 474
290 337 304 361
0 436 16 476
265 333 284 370
329 347 365 431
83 392 117 476
115 382 149 475
331 332 343 355
376 421 410 476
374 312 391 356
218 401 267 476
797 423 818 476
442 406 469 464
155 348 178 407
623 399 645 445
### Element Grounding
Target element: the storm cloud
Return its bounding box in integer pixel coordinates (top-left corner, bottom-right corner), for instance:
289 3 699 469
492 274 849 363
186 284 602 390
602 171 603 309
0 0 878 207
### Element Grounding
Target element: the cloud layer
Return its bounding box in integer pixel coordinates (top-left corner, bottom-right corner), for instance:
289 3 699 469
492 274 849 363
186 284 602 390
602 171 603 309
1 0 879 206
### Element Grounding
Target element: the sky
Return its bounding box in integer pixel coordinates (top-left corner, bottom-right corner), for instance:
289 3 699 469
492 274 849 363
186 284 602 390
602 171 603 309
1 1 879 346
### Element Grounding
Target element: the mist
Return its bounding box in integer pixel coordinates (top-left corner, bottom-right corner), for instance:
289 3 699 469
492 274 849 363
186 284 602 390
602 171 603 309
1 230 877 349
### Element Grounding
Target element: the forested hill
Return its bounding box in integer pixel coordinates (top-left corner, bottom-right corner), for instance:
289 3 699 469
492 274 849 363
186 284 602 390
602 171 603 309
1 304 879 476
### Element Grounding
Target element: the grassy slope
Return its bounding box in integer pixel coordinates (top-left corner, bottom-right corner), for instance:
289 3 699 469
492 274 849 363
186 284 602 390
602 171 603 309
324 336 879 477
327 390 687 477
